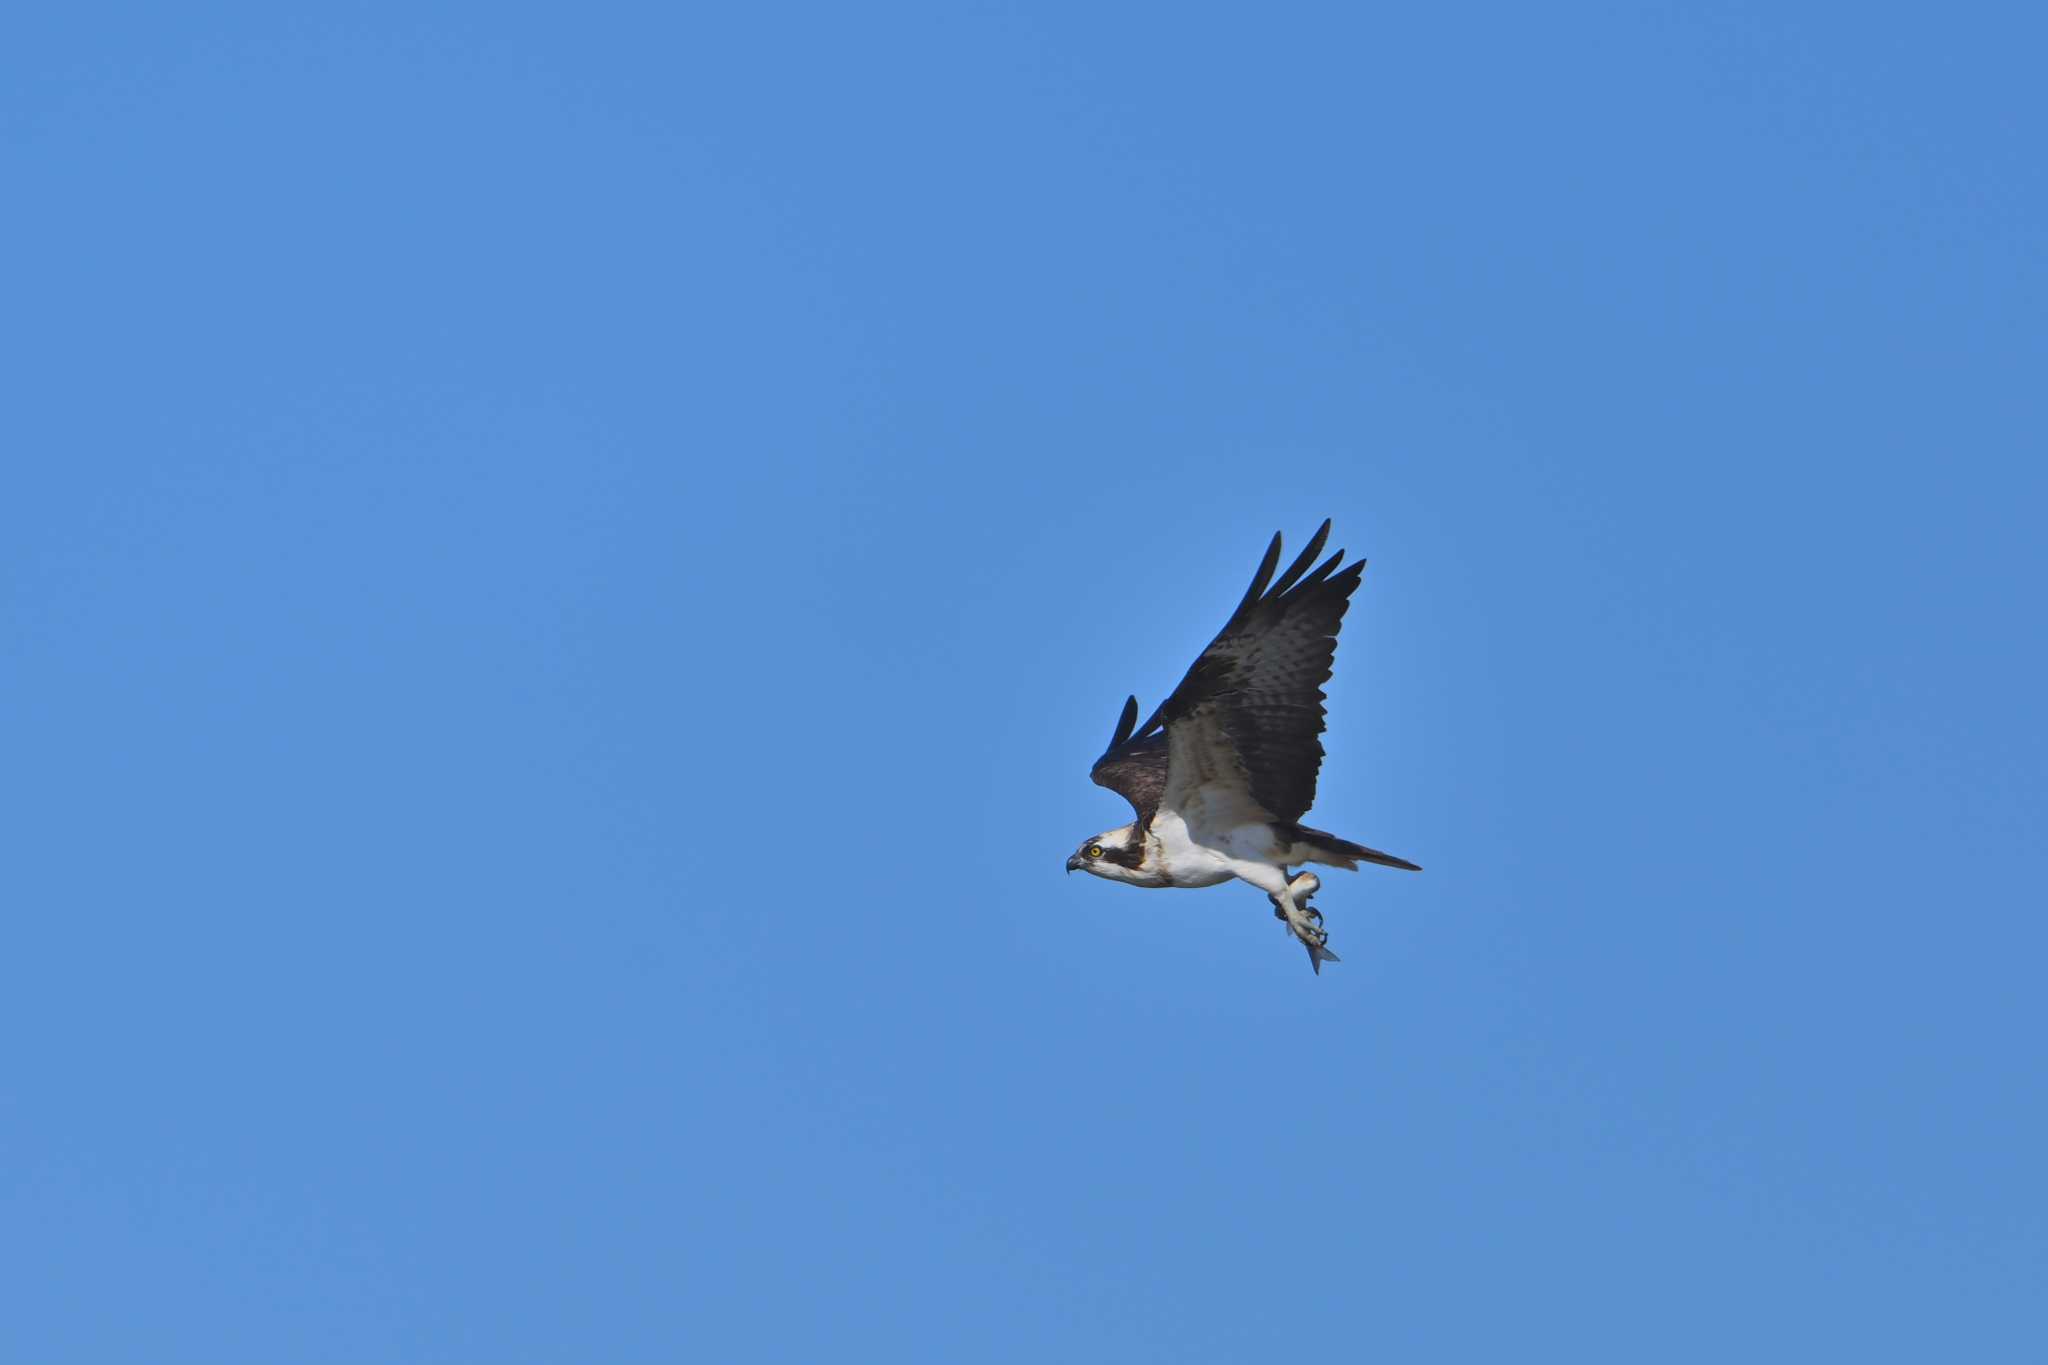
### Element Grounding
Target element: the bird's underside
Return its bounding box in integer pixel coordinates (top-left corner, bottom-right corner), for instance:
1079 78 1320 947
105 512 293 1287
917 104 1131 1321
1068 520 1420 973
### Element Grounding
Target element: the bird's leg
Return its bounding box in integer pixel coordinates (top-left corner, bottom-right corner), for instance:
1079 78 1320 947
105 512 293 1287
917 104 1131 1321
1289 871 1322 923
1270 870 1337 972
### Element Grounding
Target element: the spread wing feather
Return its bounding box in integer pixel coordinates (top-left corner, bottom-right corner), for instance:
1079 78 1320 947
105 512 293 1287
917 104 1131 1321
1090 519 1364 827
1089 726 1170 828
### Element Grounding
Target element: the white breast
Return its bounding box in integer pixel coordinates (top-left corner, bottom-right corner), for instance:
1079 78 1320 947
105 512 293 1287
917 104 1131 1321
1147 806 1286 889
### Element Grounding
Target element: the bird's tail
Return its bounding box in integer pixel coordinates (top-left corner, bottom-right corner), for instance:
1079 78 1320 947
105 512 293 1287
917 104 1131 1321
1282 822 1422 873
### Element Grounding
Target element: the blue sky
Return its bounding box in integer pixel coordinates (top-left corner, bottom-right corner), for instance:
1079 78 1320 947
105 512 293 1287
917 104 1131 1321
5 3 2044 1360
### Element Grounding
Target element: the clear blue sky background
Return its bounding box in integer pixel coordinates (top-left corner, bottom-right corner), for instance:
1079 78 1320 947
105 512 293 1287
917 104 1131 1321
5 4 2043 1360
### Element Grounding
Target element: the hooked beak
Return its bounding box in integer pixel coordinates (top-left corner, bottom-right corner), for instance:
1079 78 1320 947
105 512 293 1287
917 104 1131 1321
1065 854 1081 874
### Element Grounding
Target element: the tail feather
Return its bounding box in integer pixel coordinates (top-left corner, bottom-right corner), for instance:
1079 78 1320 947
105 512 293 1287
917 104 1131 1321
1283 822 1422 873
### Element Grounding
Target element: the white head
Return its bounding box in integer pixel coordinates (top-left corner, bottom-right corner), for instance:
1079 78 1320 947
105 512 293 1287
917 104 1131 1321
1065 823 1145 882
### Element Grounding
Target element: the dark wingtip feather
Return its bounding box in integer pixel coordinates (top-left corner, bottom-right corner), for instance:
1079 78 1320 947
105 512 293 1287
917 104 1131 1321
1229 531 1285 622
1297 548 1347 591
1267 520 1333 598
1107 694 1139 751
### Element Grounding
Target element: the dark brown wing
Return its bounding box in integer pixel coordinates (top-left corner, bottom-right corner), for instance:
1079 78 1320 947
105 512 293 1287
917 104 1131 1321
1104 520 1364 825
1089 697 1170 827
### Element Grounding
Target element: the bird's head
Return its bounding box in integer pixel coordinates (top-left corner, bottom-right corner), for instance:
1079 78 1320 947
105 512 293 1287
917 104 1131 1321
1066 824 1142 881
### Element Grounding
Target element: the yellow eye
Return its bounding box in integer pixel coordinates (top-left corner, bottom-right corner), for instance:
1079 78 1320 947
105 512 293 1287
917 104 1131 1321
1086 845 1104 858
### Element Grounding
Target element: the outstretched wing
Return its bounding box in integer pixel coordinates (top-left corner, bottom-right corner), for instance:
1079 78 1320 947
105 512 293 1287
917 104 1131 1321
1089 695 1170 827
1094 520 1364 827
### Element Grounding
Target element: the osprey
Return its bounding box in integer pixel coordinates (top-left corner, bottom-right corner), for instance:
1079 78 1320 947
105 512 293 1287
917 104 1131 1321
1066 519 1419 972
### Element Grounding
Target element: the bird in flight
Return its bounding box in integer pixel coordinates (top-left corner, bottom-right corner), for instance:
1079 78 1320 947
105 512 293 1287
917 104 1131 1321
1066 519 1419 972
